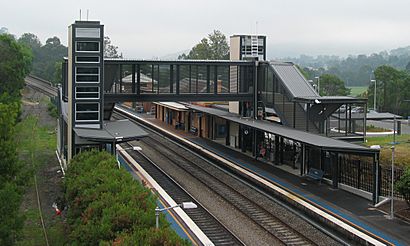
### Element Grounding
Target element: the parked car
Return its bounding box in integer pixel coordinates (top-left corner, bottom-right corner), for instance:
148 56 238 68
351 107 364 113
335 105 346 113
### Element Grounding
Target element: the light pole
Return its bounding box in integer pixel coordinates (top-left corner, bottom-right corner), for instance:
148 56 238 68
155 202 197 229
371 79 377 111
315 76 320 95
389 144 395 219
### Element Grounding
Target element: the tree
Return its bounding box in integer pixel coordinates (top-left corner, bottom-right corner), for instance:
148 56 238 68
372 65 403 113
319 74 350 96
0 34 33 96
0 27 8 34
406 61 410 72
0 102 21 185
45 36 61 46
396 167 410 207
0 33 32 245
18 33 42 49
0 182 25 245
104 36 122 58
19 34 67 84
179 30 229 60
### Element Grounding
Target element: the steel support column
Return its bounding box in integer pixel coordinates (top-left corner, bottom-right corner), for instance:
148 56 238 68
136 65 141 95
301 144 306 176
306 103 310 132
176 65 180 95
131 64 136 93
275 135 280 164
214 66 218 94
170 65 174 93
119 64 122 93
331 152 339 189
253 61 259 120
280 137 284 164
225 120 230 146
293 102 296 128
252 128 257 157
373 152 380 205
206 65 210 93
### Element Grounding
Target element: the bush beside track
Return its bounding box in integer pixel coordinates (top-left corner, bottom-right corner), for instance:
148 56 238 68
63 150 190 245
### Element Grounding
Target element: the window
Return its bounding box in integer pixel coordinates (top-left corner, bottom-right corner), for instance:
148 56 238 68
76 41 99 52
76 103 99 111
76 113 99 121
76 28 100 38
76 75 99 82
75 66 99 83
77 67 99 74
76 56 100 63
75 87 99 99
75 103 99 122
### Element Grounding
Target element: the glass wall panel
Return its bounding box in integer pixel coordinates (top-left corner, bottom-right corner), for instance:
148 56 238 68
158 65 171 93
179 65 190 94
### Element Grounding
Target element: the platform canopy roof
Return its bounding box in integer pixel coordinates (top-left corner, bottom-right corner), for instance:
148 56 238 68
269 61 366 104
154 102 189 111
187 104 377 155
74 119 148 143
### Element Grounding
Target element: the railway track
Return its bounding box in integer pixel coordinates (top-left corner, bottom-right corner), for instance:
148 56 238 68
113 112 319 245
121 143 244 246
142 135 317 246
25 75 58 97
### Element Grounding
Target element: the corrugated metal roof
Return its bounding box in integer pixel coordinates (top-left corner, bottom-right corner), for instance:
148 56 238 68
270 62 319 99
187 104 375 154
74 119 148 142
154 102 188 111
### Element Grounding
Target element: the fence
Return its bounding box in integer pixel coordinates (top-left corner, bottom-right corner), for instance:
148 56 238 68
338 155 405 199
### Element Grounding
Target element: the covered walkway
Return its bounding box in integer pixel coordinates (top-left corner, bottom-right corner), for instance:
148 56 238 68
184 103 381 204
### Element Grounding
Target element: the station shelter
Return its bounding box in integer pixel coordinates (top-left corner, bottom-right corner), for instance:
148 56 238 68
152 102 381 204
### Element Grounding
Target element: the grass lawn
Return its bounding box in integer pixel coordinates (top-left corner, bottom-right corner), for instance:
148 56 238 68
365 134 410 168
348 86 368 97
15 98 67 245
367 124 390 132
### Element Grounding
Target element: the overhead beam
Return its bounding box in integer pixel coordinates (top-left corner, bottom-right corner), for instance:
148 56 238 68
104 93 254 103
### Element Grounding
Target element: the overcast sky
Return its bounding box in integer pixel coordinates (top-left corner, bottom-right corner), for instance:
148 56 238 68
2 0 410 59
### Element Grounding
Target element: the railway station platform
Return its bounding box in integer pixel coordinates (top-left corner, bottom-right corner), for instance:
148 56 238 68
130 109 410 246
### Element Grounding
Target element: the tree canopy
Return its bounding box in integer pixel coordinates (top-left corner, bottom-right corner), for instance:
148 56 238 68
0 34 32 96
179 30 229 60
367 65 410 114
318 74 350 96
0 33 32 245
104 36 122 58
18 33 66 84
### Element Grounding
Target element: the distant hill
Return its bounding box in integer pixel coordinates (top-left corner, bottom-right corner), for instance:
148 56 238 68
277 46 410 86
160 49 190 60
164 45 410 87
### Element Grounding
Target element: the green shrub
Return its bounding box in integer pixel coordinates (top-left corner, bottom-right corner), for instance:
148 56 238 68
47 101 58 118
396 167 410 207
64 150 190 245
